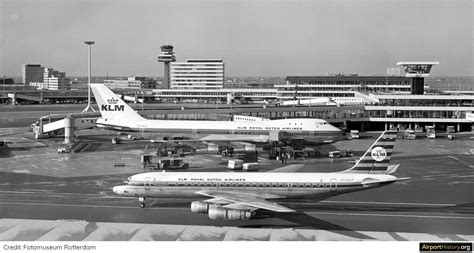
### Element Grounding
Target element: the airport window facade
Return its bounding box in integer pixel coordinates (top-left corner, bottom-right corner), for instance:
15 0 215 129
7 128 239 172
170 59 224 89
280 76 414 94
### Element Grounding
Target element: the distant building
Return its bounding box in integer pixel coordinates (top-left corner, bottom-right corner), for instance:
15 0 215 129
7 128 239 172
22 64 44 85
386 68 401 76
28 66 70 90
104 76 156 89
43 68 69 90
170 59 224 89
0 77 15 85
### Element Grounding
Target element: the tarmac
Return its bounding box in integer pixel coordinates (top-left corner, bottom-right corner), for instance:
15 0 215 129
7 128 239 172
0 128 473 241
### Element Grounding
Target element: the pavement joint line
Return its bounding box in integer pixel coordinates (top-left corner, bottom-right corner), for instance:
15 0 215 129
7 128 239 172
427 147 442 154
307 211 474 220
447 155 474 169
1 201 473 220
0 190 111 196
321 200 457 206
0 192 460 206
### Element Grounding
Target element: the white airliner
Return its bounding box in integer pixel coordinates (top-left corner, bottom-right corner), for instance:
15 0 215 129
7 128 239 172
89 83 345 145
113 131 406 220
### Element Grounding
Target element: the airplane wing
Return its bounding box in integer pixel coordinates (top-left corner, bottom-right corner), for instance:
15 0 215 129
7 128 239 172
150 134 269 144
198 191 296 213
268 164 304 173
198 134 269 143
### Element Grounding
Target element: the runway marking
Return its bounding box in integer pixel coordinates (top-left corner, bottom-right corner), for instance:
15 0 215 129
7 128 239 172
427 147 442 154
321 200 457 207
0 191 111 197
448 156 474 169
12 170 31 174
1 201 473 220
0 201 173 210
306 211 474 220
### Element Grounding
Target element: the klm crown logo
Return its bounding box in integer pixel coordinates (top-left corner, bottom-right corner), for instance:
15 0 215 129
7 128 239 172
101 97 124 111
107 98 118 104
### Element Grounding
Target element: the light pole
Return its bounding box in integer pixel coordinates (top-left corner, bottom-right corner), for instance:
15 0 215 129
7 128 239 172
82 41 96 112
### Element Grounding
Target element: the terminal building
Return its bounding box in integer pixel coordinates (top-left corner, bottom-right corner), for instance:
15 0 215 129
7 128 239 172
104 76 157 90
143 61 472 132
170 59 224 89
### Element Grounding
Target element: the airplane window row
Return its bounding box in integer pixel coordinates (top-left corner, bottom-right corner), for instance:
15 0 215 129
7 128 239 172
139 181 334 188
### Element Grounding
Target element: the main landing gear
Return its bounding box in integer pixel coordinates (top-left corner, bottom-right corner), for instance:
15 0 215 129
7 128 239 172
139 197 146 208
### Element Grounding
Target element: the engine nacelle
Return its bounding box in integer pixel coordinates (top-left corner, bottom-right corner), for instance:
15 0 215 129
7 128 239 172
278 131 293 144
207 144 219 154
190 201 214 213
208 206 253 220
244 144 256 152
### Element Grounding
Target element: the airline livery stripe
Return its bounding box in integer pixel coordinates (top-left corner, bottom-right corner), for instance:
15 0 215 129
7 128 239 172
372 145 394 149
360 156 392 160
127 182 367 188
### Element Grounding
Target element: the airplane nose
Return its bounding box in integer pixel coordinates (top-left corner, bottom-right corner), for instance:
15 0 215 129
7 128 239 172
112 186 121 194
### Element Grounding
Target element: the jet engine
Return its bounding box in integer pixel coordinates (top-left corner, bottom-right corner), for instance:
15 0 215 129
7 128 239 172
190 201 215 213
207 144 219 154
278 131 293 145
207 206 253 220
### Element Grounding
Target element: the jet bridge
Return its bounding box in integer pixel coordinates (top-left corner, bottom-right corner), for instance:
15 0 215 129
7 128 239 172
32 113 99 144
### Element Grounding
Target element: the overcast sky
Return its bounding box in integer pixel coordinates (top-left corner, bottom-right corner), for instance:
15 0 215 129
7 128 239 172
1 0 472 77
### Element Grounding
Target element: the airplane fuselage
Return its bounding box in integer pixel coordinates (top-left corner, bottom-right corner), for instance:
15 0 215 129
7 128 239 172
97 117 345 144
113 172 397 200
111 130 401 220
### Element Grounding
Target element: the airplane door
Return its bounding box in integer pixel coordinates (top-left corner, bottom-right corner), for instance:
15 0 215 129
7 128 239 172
288 182 292 191
330 178 337 192
145 177 151 191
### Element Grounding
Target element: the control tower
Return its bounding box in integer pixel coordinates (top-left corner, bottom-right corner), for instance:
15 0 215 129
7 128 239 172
157 44 176 89
397 61 439 95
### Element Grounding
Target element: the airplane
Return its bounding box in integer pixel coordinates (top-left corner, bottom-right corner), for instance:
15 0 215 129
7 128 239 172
112 131 407 220
89 83 346 147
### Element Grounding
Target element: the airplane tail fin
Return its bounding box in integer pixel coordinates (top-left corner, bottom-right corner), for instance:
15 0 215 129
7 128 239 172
342 131 397 174
90 83 144 122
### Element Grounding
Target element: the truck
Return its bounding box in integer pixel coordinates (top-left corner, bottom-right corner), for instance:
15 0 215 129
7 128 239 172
112 137 121 144
57 146 71 153
404 130 416 140
158 158 189 170
426 126 436 139
227 159 244 170
329 151 342 158
350 130 360 139
242 162 259 171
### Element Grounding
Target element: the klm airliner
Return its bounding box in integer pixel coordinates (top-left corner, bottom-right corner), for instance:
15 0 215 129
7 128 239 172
90 83 345 145
113 131 406 220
